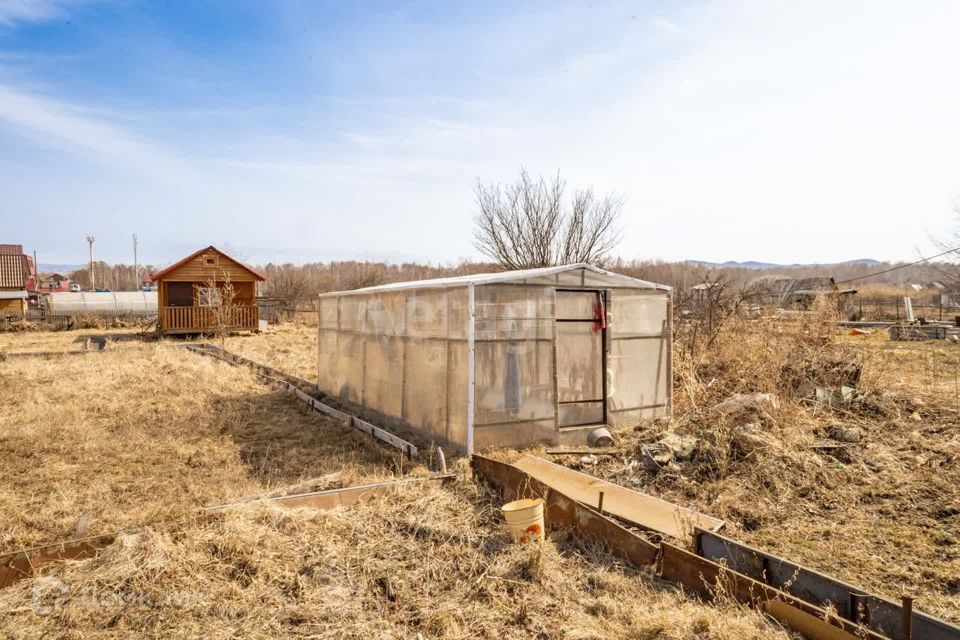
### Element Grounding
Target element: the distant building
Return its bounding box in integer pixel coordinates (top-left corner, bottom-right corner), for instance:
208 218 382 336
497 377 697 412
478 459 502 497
0 244 31 316
38 273 74 293
748 276 857 309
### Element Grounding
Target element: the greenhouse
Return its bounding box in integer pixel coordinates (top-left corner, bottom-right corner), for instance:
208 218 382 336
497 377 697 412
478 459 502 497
317 264 672 453
46 291 157 316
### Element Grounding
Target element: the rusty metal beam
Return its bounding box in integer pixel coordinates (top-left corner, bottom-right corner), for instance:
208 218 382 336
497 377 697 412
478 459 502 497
696 528 960 640
659 542 888 640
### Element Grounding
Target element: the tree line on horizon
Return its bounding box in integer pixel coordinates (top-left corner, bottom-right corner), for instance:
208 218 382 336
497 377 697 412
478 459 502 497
49 168 959 306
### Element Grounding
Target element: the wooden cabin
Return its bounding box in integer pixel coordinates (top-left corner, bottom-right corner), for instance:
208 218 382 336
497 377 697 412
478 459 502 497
152 246 265 335
0 244 30 316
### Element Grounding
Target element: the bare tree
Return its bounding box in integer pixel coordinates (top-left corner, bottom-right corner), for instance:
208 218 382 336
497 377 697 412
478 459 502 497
201 271 237 349
264 264 312 312
928 203 960 289
473 168 623 269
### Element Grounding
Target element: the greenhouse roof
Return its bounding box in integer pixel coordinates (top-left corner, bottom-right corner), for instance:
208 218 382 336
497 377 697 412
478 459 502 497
321 263 670 297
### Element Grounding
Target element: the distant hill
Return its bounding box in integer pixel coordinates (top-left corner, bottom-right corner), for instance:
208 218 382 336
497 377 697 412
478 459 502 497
685 259 881 270
37 263 84 273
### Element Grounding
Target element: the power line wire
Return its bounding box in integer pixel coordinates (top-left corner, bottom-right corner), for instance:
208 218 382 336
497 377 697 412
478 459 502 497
835 245 960 285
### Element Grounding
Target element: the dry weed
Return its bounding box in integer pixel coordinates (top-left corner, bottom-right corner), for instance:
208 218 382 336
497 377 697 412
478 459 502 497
0 472 791 639
0 345 415 550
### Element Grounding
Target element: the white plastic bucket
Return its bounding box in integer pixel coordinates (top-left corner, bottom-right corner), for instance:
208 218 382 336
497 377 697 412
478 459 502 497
501 498 545 543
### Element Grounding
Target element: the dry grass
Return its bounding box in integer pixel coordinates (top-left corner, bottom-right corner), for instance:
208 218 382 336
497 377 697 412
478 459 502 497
555 302 960 623
0 326 799 637
0 327 146 353
0 465 791 639
2 317 956 634
0 344 416 550
221 322 318 382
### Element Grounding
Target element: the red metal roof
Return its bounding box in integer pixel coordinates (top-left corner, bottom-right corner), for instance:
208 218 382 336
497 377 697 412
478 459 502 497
0 244 23 256
0 253 27 288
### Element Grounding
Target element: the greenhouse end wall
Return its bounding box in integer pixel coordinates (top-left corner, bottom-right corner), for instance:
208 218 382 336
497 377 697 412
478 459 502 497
318 286 471 449
318 274 671 453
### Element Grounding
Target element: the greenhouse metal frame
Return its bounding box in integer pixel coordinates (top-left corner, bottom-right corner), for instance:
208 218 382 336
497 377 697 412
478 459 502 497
317 264 672 453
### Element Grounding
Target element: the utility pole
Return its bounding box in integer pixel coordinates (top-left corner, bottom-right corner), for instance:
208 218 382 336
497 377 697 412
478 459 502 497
86 235 95 291
133 233 139 291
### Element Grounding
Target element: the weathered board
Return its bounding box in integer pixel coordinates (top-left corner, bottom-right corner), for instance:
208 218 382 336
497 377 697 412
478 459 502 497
471 455 659 567
186 343 419 458
764 599 861 640
513 454 723 539
0 476 451 590
204 475 453 512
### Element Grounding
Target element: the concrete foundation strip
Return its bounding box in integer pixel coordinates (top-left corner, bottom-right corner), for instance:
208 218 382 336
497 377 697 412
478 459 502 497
184 343 419 459
0 475 452 590
472 454 957 640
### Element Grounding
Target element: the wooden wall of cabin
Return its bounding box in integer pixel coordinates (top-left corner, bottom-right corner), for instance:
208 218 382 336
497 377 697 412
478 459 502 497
158 280 255 307
0 298 24 316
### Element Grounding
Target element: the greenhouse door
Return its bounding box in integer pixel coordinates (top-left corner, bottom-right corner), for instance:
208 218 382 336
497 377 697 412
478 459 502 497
555 290 606 428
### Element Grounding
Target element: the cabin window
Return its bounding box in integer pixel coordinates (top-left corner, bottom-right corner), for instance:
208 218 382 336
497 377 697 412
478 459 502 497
203 255 218 267
197 287 222 307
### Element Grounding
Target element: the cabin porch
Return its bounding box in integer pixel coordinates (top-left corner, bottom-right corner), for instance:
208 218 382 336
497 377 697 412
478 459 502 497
159 304 259 334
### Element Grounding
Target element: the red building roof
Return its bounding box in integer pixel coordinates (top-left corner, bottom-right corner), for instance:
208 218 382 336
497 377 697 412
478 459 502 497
0 247 28 289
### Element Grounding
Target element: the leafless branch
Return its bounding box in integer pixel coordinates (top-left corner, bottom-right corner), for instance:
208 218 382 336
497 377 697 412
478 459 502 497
473 168 623 269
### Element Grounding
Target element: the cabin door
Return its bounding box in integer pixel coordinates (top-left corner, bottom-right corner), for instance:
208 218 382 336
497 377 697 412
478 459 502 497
555 290 606 428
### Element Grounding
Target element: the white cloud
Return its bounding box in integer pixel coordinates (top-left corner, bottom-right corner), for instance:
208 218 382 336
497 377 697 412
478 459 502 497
0 0 74 25
652 17 680 34
2 0 960 265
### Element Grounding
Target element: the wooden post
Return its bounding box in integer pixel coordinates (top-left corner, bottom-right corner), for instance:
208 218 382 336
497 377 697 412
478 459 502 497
901 595 913 640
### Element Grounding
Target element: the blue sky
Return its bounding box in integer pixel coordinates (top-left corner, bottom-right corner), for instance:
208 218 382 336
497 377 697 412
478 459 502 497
1 0 959 267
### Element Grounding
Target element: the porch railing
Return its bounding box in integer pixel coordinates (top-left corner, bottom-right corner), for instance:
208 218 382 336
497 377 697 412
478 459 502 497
161 305 259 332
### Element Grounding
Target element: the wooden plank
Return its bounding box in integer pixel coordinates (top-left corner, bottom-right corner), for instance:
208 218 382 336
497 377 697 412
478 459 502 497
513 454 723 539
187 343 419 458
0 476 451 591
204 475 453 512
658 543 887 640
764 600 861 640
1 350 105 358
545 448 622 456
0 534 118 589
471 455 659 568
